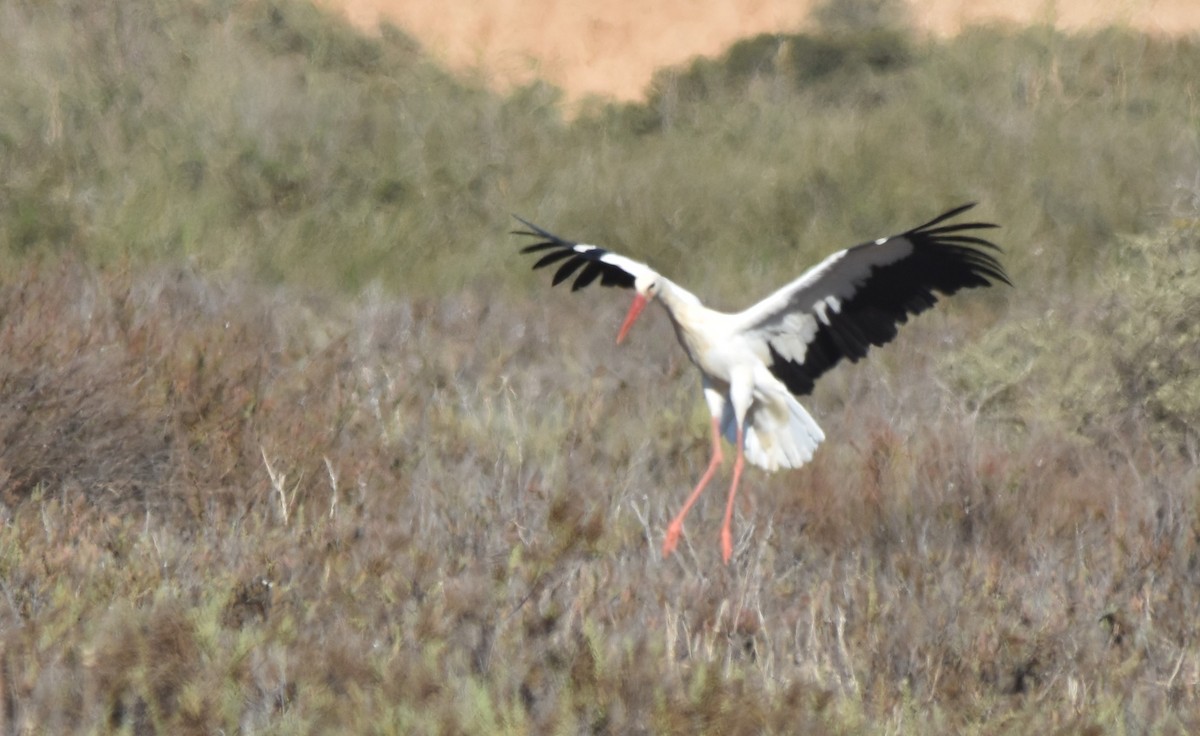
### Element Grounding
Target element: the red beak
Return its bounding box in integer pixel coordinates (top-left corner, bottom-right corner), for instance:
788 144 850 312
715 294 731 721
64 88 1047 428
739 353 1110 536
616 293 648 344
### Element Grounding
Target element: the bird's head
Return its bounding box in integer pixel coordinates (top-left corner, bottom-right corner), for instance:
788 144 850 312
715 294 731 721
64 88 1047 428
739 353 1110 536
617 275 660 344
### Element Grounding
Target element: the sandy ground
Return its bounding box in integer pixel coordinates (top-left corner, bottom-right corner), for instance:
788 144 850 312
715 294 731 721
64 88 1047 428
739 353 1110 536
321 1 1200 102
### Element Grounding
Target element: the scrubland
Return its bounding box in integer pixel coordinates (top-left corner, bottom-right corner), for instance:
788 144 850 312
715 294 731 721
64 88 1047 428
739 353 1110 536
1 0 1199 733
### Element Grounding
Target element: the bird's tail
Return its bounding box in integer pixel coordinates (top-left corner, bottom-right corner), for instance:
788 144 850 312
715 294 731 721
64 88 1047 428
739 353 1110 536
723 394 825 472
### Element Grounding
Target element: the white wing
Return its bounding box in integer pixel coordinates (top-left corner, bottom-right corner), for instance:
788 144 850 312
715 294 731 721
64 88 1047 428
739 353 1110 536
733 204 1010 397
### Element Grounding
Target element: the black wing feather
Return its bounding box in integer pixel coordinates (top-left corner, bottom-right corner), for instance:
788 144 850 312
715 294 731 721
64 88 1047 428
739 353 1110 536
552 257 589 286
572 261 606 290
533 249 576 269
512 215 637 291
766 203 1011 397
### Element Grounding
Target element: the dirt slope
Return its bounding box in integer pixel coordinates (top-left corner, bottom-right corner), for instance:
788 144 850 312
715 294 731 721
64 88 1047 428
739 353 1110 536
323 1 1200 102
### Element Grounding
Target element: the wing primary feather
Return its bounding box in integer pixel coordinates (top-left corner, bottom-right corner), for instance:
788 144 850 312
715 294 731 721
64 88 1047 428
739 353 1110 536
514 215 643 292
552 257 588 286
533 249 577 269
572 262 606 291
932 234 1002 248
511 215 573 244
911 202 977 231
748 203 1009 399
520 241 565 254
919 222 1001 238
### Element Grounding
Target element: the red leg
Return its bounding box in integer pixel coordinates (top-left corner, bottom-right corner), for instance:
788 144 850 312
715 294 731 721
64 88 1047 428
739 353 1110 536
663 417 723 558
720 426 746 563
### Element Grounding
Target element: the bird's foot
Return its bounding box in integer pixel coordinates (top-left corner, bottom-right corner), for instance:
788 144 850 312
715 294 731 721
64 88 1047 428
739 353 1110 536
662 521 683 558
721 527 733 564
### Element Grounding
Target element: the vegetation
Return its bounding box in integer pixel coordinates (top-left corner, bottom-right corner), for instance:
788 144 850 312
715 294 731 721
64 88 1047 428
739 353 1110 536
0 0 1198 732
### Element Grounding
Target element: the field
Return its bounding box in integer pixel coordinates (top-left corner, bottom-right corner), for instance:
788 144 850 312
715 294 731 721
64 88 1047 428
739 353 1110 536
326 0 1200 102
1 0 1200 732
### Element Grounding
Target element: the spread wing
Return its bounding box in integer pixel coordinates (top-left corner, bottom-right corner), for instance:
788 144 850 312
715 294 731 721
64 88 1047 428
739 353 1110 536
735 203 1011 396
513 216 657 291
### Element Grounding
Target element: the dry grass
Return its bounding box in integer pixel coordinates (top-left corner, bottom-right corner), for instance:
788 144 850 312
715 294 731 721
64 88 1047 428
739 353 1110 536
2 1 1200 733
0 251 1196 733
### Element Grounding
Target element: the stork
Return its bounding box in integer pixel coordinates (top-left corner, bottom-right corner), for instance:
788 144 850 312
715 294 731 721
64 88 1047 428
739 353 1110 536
515 204 1010 563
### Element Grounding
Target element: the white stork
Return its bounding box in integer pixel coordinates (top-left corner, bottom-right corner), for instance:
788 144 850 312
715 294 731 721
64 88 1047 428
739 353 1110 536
515 204 1009 563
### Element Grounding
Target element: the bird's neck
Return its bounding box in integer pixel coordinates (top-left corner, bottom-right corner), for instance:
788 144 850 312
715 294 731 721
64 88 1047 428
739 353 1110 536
655 278 702 317
651 279 724 366
654 278 717 340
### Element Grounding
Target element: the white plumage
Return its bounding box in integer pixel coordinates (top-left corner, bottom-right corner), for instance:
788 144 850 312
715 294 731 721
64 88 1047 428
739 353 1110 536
515 204 1009 563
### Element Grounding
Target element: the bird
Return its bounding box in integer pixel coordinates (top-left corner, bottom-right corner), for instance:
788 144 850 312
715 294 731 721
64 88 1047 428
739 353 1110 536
514 204 1010 563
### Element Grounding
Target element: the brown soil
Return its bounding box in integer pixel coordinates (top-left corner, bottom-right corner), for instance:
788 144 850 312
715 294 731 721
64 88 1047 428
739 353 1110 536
320 0 1200 102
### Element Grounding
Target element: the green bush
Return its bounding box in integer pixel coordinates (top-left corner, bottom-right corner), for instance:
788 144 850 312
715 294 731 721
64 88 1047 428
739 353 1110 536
947 219 1200 453
2 0 1199 304
1105 224 1200 449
